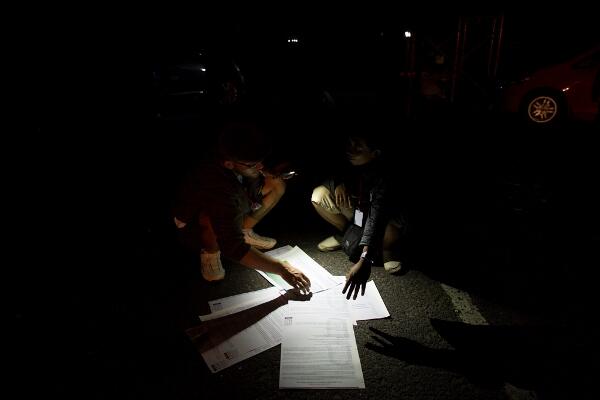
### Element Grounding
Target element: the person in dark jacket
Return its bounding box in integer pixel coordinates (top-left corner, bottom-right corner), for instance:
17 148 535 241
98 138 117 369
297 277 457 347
172 121 310 292
311 134 405 300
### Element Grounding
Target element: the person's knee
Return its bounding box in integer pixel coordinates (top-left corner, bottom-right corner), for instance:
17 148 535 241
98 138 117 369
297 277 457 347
263 176 286 198
198 214 216 234
311 185 330 204
383 222 402 247
311 200 329 217
272 178 286 197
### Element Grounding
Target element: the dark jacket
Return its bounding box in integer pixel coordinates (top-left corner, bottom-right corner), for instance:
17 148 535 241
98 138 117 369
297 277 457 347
336 156 402 249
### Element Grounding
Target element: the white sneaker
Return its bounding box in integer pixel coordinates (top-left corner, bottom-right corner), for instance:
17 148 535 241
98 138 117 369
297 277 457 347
317 235 342 252
384 260 403 274
242 228 277 250
200 250 225 281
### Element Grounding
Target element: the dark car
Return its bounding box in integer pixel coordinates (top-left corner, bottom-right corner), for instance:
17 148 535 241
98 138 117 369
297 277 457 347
499 45 600 126
150 48 245 118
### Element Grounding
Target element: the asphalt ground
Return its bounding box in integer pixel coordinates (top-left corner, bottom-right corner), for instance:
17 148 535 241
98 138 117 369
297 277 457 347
15 107 599 399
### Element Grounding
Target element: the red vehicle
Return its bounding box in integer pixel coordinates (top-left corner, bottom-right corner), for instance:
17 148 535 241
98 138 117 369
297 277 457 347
500 45 600 126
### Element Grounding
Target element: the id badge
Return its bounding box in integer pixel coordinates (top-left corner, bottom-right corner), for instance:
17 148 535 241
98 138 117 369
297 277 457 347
354 209 364 227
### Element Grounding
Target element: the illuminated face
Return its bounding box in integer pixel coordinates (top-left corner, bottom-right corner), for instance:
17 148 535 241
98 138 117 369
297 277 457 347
346 137 378 166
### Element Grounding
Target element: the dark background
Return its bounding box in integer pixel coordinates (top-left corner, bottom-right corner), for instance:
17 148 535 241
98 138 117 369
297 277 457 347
14 9 600 399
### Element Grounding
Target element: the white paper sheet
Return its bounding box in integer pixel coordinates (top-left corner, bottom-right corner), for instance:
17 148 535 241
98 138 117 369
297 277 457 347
333 277 390 322
279 312 365 388
263 245 294 259
198 288 287 373
193 252 388 377
208 286 283 313
261 246 339 292
289 287 354 322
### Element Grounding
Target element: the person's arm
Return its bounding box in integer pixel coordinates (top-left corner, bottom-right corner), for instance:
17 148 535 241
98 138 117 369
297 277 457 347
360 177 388 248
172 166 205 226
342 245 372 300
239 247 311 293
186 289 311 353
343 176 387 300
334 183 353 209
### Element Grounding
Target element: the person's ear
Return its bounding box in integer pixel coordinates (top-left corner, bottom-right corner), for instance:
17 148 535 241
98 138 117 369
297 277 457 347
223 160 235 170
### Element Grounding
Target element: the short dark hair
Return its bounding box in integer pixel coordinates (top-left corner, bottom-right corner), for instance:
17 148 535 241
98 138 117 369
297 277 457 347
337 113 386 152
217 121 271 161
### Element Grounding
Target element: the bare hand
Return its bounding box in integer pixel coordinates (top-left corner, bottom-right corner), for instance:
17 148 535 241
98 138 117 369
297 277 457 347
342 259 371 300
280 261 311 294
334 184 352 209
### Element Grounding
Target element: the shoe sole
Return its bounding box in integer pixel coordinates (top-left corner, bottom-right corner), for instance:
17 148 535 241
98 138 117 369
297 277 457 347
250 242 277 250
202 274 225 282
385 265 402 274
318 245 342 252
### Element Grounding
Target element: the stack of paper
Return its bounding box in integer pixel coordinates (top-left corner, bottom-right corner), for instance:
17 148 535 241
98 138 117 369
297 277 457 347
192 246 390 389
280 288 365 388
198 286 285 373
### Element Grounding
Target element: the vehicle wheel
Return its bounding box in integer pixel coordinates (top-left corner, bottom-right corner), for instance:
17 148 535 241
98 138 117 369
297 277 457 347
521 91 566 126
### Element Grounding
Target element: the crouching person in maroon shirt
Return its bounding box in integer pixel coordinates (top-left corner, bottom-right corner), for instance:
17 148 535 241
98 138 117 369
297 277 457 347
172 121 310 293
